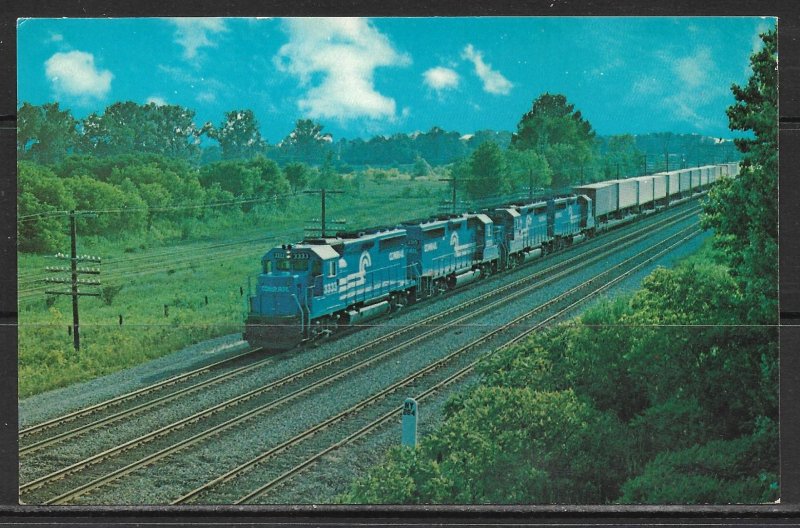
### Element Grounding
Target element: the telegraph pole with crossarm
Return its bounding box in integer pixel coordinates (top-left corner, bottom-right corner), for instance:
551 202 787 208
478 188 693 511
44 210 101 351
303 189 345 238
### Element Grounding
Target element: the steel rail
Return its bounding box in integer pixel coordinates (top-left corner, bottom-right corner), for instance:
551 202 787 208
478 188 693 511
19 346 261 439
174 224 702 504
229 227 705 504
23 209 700 504
22 203 696 452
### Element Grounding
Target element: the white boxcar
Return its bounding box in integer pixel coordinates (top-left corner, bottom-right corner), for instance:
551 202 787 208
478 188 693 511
666 171 681 197
728 162 740 177
679 169 692 194
700 167 709 187
617 178 639 209
652 172 668 200
691 168 702 190
631 176 655 207
708 165 718 184
574 181 619 218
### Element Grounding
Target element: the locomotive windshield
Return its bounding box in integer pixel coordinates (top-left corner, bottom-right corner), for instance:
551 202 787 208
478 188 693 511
291 260 309 272
269 257 311 272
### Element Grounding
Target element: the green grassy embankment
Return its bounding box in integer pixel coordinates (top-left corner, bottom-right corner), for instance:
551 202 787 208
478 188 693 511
18 176 446 397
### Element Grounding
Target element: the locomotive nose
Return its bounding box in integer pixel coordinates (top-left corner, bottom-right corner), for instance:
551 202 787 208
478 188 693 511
254 275 304 316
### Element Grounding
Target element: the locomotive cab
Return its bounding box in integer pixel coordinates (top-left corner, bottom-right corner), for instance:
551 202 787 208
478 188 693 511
245 244 338 350
245 230 413 350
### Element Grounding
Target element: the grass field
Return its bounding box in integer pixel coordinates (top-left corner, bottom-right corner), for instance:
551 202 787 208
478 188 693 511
18 175 448 397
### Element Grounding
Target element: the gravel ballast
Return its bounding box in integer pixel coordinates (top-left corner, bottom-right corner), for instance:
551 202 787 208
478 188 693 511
20 202 710 505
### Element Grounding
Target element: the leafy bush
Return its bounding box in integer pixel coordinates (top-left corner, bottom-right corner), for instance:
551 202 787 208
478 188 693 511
100 284 124 305
343 250 778 504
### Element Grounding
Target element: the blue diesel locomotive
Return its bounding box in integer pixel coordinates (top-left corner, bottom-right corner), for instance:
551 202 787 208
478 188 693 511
245 163 736 350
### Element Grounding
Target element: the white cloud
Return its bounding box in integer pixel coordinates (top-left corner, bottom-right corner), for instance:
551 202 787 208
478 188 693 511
423 67 460 92
638 46 728 131
631 76 660 96
157 64 227 103
168 18 227 61
274 17 410 121
49 33 63 43
673 47 713 89
146 96 168 106
196 91 216 103
44 50 113 103
461 44 513 95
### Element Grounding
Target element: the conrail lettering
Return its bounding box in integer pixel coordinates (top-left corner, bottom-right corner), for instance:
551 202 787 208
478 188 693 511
262 286 290 293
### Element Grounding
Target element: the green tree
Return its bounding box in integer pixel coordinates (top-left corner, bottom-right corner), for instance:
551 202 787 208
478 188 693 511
412 155 432 179
701 28 777 324
464 141 510 199
199 156 289 209
283 162 310 193
505 148 552 193
208 109 266 160
315 151 340 188
17 162 75 252
511 93 597 187
620 418 779 504
601 134 642 179
17 102 81 164
82 101 208 160
63 175 147 235
345 388 630 504
413 126 468 166
341 447 449 504
279 119 332 164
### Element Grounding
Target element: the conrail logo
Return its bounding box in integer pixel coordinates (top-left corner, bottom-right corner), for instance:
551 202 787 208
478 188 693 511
450 231 472 257
338 250 371 294
262 285 290 293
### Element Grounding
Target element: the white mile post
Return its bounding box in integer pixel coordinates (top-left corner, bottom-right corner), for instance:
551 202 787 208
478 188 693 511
401 398 418 447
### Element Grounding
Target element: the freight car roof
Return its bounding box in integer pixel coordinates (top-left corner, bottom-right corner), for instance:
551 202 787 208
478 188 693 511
574 182 617 190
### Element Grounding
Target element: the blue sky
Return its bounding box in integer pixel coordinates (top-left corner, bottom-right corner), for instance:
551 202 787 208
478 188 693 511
17 17 775 143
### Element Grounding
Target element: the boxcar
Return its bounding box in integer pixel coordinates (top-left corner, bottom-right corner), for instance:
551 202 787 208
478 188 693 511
574 181 618 221
617 179 639 211
631 175 655 208
665 170 681 198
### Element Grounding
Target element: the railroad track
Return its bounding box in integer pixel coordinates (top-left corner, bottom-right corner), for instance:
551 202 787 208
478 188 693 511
20 207 702 505
19 345 263 443
20 203 698 458
176 224 705 504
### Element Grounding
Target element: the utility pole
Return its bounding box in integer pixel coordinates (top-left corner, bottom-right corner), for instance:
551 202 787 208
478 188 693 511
642 154 647 176
665 151 669 172
439 177 458 214
44 210 101 351
304 188 344 237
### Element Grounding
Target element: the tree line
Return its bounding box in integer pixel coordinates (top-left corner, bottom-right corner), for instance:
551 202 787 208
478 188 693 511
17 101 508 168
18 93 739 254
342 29 778 504
18 97 735 181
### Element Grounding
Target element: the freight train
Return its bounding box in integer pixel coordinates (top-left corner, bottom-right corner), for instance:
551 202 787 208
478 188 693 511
245 163 739 350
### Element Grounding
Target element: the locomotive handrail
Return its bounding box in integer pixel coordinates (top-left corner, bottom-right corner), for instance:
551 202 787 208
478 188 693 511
291 293 305 336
